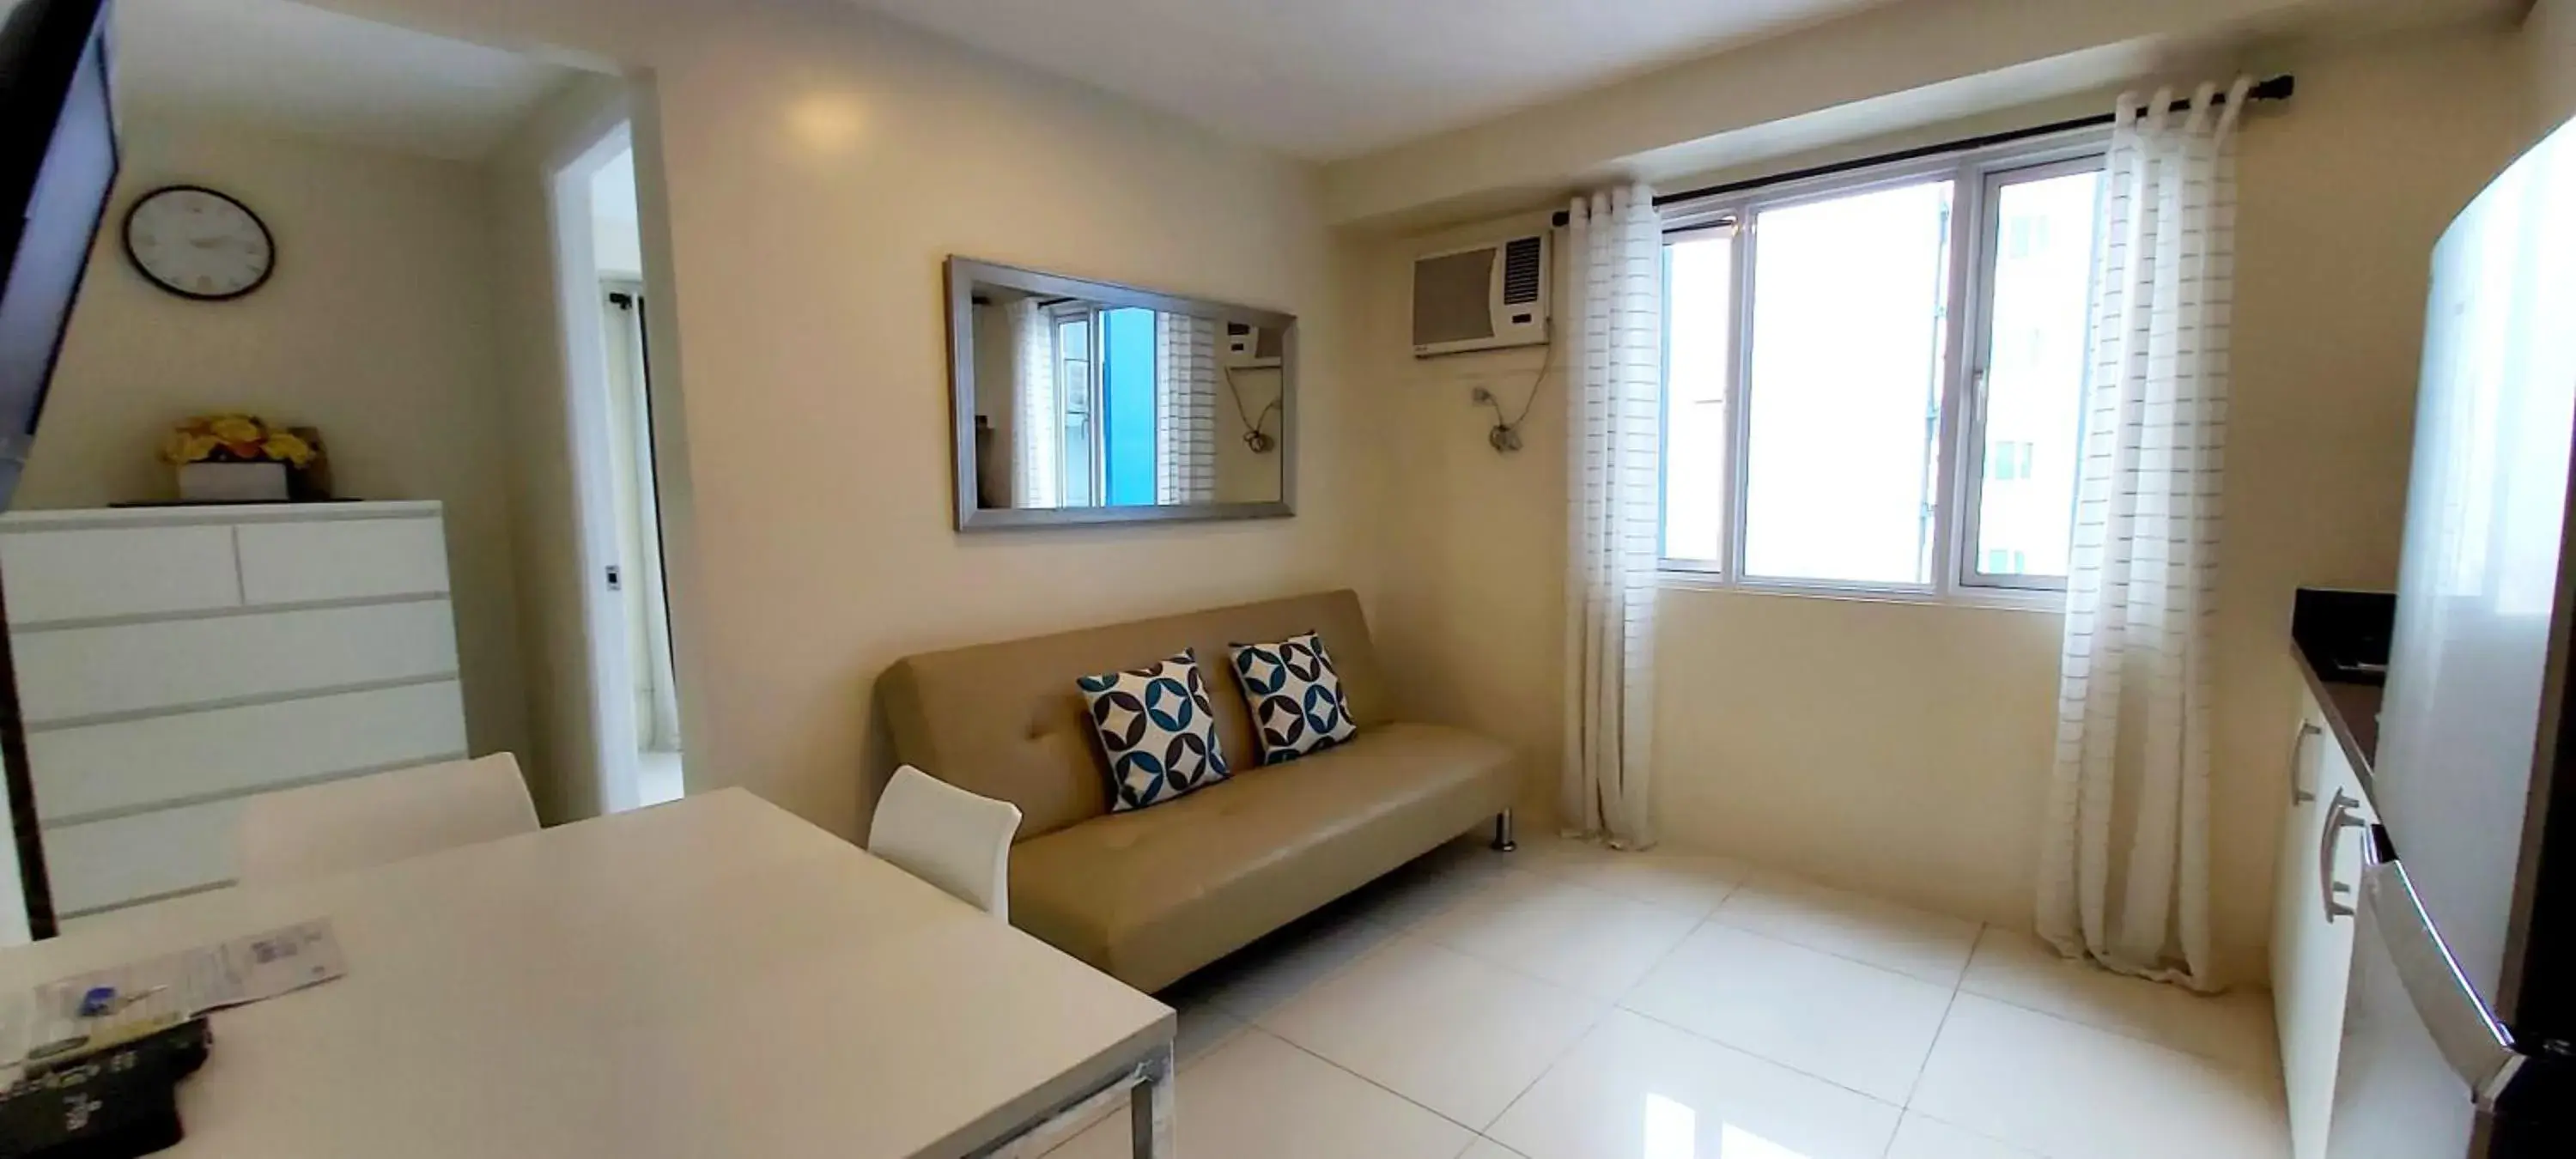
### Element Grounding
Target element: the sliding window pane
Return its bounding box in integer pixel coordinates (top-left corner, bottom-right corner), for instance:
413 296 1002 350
1741 179 1954 586
1662 231 1733 565
1971 168 2099 583
1056 317 1093 507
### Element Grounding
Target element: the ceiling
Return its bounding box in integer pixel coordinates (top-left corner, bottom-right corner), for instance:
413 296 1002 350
113 0 581 161
844 0 1896 161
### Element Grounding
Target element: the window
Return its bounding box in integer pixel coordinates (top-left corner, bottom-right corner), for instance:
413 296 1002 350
1965 163 2100 585
1988 441 2035 481
1050 305 1163 508
1661 228 1732 566
1657 143 2104 598
1054 312 1095 507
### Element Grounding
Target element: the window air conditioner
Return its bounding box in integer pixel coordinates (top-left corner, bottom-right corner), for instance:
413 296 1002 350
1410 233 1549 357
1224 322 1283 368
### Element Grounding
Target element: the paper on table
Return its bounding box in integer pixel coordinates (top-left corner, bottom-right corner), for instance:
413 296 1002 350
0 919 346 1072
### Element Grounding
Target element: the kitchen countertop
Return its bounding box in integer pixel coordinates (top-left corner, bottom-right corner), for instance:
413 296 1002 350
2291 587 2391 798
2297 649 2382 784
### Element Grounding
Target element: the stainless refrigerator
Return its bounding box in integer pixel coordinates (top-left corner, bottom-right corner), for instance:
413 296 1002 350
2328 113 2576 1157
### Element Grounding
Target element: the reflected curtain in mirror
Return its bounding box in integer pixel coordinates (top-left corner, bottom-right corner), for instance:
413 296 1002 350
1156 314 1218 505
947 258 1295 531
1007 297 1055 508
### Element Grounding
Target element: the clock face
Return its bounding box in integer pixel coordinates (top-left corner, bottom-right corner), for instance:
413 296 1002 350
124 186 274 300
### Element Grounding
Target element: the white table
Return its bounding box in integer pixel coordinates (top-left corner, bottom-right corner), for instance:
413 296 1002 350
0 789 1176 1157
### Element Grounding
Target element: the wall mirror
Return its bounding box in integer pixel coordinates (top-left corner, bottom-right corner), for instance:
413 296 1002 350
946 257 1294 530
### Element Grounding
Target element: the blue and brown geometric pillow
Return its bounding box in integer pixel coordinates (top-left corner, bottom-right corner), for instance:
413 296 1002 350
1075 649 1231 812
1227 631 1358 766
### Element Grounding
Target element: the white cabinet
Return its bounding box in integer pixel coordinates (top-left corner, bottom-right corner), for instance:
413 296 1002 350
2272 684 2379 1159
0 502 469 924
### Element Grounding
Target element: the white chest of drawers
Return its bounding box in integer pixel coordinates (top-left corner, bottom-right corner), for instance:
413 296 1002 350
0 502 467 924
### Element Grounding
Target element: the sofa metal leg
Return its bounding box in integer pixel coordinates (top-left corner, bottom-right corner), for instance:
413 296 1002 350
1491 810 1517 853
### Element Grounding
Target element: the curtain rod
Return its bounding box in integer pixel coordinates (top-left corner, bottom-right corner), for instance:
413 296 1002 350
1549 74 2294 227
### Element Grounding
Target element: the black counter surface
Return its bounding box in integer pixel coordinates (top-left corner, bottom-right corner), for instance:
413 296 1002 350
2291 587 2391 798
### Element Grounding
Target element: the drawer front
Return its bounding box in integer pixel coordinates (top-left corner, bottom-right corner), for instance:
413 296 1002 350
235 517 449 605
0 525 242 626
12 600 459 726
29 681 468 823
43 798 242 915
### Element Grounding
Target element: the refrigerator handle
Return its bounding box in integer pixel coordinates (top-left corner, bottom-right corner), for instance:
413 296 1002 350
2359 831 2527 1112
2318 790 2363 921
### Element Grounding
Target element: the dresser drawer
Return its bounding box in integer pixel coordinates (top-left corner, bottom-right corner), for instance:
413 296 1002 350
235 517 450 605
12 600 459 725
43 798 241 915
0 525 242 625
28 681 469 823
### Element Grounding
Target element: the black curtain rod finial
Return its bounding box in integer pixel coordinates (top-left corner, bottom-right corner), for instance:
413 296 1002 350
1545 74 2295 227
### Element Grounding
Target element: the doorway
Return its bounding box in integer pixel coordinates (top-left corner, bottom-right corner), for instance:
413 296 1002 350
551 125 683 811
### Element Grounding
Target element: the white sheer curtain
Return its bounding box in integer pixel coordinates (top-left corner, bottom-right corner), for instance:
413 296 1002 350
1156 313 1218 504
1010 300 1059 507
621 307 682 754
2038 79 2251 989
1561 185 1663 851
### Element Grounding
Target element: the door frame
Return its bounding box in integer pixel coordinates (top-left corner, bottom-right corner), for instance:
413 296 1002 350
547 120 648 815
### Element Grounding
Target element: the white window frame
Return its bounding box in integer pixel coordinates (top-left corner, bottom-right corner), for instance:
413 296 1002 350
1953 152 2105 593
1050 301 1105 505
1654 132 2107 610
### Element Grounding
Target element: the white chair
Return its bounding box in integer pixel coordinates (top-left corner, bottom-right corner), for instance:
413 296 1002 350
868 765 1022 919
236 753 540 885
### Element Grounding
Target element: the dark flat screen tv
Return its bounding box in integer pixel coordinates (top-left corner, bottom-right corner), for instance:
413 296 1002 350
0 0 118 940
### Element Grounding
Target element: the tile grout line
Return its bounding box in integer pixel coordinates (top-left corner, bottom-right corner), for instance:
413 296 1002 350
1242 846 1721 1146
1176 841 2266 1159
1691 906 1975 994
1458 849 1994 1118
1883 922 1985 1159
1589 871 1964 1123
1258 1024 1498 1138
1404 860 1728 1003
1947 980 2282 1083
1684 863 1988 982
1610 1000 1911 1113
1215 860 1570 1139
1206 910 1405 1025
1895 1108 2050 1159
1471 893 1741 1147
1947 969 2278 1078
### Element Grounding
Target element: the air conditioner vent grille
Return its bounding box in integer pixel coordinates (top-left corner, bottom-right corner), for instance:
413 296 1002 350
1500 236 1544 306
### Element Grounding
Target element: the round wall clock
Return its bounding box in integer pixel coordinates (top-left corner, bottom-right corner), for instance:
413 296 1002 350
122 185 275 300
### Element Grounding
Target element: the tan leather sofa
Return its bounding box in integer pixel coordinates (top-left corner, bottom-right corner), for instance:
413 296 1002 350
878 590 1518 992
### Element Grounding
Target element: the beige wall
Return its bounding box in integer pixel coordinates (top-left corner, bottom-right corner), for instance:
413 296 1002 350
1217 364 1285 503
2534 0 2576 130
307 0 1370 834
1318 0 2398 228
1352 26 2530 984
21 112 532 768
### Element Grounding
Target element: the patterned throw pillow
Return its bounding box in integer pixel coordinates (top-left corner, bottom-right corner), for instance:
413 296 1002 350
1075 650 1231 812
1228 632 1359 765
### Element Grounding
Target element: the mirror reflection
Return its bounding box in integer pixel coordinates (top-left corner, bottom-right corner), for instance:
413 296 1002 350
951 259 1291 528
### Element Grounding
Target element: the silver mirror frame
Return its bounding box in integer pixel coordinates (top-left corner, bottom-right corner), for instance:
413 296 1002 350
945 256 1297 531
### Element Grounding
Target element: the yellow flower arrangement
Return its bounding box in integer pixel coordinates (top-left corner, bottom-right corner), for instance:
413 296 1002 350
162 414 317 468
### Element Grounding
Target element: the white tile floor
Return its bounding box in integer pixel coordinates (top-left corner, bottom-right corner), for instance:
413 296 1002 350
1046 834 2288 1159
